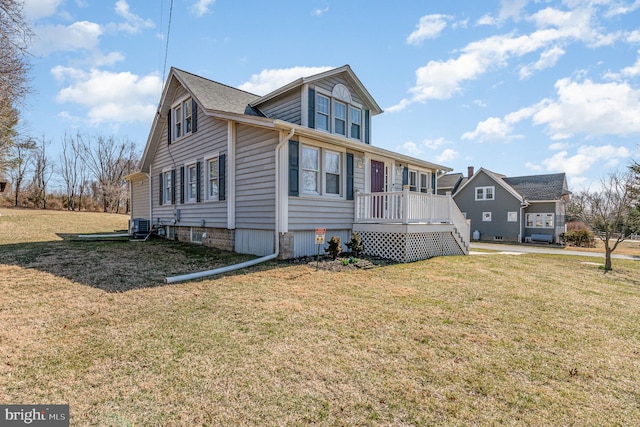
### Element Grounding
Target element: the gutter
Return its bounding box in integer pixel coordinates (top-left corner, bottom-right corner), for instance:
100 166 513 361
164 127 295 284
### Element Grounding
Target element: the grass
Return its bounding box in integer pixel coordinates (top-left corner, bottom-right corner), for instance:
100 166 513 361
1 208 639 425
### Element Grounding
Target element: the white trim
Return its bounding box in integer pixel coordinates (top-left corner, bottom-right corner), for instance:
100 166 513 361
301 84 309 128
475 186 495 201
482 212 492 222
204 155 220 202
227 121 236 229
184 162 198 203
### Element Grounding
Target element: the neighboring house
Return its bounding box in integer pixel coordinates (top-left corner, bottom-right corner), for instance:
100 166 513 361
436 166 474 195
452 167 570 244
125 65 470 262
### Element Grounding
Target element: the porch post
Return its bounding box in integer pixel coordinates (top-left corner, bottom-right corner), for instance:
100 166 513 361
402 186 410 224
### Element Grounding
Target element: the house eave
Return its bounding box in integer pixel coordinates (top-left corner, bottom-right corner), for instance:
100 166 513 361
274 120 451 172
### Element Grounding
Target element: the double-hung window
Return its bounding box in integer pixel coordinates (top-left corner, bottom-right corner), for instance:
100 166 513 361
475 186 495 200
301 145 342 197
325 150 341 195
334 101 346 136
186 163 197 202
419 173 429 193
316 95 330 131
207 157 219 200
409 170 418 192
349 106 361 139
302 147 320 194
172 98 195 140
163 171 173 205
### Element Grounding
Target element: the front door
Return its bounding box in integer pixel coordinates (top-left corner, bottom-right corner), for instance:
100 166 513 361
371 160 384 192
371 160 385 218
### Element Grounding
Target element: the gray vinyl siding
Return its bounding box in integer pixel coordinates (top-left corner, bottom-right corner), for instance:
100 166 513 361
288 197 355 230
454 171 522 241
312 75 364 105
151 92 228 227
130 176 149 220
234 124 278 230
258 89 301 124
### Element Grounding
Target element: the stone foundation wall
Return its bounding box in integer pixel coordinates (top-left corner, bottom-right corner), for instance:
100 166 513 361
172 226 235 252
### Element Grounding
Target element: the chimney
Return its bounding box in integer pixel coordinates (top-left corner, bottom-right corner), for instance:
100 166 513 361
467 166 474 178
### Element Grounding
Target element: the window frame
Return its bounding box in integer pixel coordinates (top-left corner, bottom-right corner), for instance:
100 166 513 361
408 170 418 192
205 155 220 201
185 162 197 203
163 169 173 205
482 211 492 222
316 94 330 132
525 213 555 228
333 100 346 136
300 143 344 198
507 211 518 222
349 106 361 140
475 186 495 201
419 172 430 193
171 97 194 142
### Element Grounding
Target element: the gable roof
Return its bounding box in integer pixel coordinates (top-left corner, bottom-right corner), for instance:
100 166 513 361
503 173 568 201
173 68 262 116
250 65 383 116
453 167 568 202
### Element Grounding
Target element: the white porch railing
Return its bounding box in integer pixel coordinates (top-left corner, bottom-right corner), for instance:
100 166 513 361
354 189 470 245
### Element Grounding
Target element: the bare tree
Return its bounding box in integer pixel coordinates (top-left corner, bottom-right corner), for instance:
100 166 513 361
8 136 35 206
568 170 640 271
28 137 53 209
80 135 139 213
58 133 86 210
0 0 32 178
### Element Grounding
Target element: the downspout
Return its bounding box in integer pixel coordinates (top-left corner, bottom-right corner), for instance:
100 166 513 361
165 127 295 284
519 199 529 243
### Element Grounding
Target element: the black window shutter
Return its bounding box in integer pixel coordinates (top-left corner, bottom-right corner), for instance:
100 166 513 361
180 166 185 204
218 154 226 201
171 169 176 204
346 153 354 200
159 173 163 205
167 110 172 144
196 161 202 203
431 173 436 194
402 167 408 186
364 110 370 144
308 88 315 129
288 140 299 196
191 99 198 133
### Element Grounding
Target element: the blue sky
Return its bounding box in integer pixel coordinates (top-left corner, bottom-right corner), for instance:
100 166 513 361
21 0 640 190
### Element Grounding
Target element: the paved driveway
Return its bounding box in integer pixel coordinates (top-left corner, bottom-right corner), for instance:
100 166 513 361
470 242 639 261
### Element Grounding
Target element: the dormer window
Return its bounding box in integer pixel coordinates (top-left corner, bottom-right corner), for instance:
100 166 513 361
349 106 361 139
316 95 330 131
309 84 367 142
334 101 346 135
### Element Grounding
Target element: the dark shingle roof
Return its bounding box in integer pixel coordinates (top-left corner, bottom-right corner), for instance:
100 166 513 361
437 173 463 189
503 173 567 201
174 69 262 115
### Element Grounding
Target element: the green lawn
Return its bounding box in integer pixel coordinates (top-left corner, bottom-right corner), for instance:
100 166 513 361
1 208 639 426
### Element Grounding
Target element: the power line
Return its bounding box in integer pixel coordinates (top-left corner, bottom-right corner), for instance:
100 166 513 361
162 0 174 83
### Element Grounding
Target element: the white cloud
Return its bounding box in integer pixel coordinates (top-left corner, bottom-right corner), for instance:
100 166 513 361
462 116 513 141
400 141 422 156
548 142 569 150
627 30 640 43
191 0 216 17
423 137 450 149
533 78 640 139
519 45 565 79
22 0 62 21
477 0 529 26
114 0 154 33
238 66 334 96
32 21 102 55
529 144 631 177
312 7 329 16
54 68 162 125
464 76 640 142
406 14 450 45
436 148 459 163
390 4 603 111
604 0 640 17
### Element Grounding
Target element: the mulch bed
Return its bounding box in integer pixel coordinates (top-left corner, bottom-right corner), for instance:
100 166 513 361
283 254 397 272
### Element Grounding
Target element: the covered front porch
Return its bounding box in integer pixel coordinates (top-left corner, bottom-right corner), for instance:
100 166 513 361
353 189 470 262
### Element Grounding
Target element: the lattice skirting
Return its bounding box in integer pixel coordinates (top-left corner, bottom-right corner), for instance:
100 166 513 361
358 231 464 263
